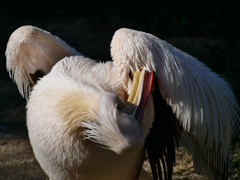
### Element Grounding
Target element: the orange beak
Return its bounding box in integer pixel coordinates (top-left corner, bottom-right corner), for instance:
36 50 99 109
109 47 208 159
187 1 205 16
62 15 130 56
125 69 154 123
133 70 154 122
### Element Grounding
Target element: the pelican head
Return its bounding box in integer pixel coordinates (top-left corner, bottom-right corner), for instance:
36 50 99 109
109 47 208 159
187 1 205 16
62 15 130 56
80 69 153 155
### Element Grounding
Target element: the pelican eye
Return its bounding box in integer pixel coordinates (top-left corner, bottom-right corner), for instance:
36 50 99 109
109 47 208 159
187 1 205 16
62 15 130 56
129 71 133 81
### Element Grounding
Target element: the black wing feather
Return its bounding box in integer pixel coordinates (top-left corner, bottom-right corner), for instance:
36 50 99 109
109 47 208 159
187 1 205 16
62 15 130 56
145 79 181 180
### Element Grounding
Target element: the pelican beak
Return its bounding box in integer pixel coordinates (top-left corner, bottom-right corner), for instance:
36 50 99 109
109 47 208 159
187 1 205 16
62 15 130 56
124 69 154 123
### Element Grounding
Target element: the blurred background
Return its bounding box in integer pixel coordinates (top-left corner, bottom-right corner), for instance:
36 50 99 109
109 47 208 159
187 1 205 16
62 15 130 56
0 0 239 179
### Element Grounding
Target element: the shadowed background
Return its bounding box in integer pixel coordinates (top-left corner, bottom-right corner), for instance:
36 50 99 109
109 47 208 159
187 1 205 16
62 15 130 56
0 0 239 179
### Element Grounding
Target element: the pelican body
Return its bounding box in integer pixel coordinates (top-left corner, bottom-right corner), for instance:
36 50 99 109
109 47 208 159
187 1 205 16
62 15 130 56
27 57 147 179
6 26 240 180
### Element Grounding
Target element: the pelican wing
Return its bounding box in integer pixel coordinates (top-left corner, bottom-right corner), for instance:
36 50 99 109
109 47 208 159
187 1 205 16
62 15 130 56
111 28 240 178
5 25 81 99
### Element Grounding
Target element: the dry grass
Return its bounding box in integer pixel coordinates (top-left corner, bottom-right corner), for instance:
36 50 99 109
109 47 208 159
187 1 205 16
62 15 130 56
0 124 47 180
1 123 239 180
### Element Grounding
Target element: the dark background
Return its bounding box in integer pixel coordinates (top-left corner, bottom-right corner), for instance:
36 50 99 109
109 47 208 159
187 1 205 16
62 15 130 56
1 0 240 128
0 0 240 178
1 0 240 106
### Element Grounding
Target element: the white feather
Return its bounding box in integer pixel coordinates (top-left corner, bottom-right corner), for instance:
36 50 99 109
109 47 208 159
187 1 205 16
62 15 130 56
5 25 81 99
111 28 240 178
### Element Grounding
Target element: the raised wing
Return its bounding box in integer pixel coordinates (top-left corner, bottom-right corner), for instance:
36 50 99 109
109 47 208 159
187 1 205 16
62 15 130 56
5 25 81 99
111 28 240 179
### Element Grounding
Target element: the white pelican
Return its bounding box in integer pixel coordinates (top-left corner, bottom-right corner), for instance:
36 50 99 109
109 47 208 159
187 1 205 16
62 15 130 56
5 25 240 180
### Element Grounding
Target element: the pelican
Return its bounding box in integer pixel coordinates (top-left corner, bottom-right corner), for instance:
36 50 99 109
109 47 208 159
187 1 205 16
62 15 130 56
5 25 239 180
